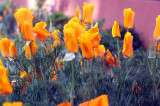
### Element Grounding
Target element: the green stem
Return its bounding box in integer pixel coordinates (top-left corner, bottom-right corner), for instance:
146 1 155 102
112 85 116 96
117 38 120 68
71 60 75 105
6 96 9 102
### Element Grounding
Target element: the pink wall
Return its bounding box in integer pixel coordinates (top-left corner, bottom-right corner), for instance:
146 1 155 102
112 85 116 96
13 0 160 49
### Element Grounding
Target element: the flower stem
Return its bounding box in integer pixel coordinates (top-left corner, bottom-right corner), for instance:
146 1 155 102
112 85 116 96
71 60 75 105
117 38 120 68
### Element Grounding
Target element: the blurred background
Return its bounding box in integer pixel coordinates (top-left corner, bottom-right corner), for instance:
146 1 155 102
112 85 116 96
4 0 160 50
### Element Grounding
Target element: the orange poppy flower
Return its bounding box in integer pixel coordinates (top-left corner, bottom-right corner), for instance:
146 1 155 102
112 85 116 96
14 8 34 41
57 102 71 106
122 32 133 58
78 31 94 60
82 2 95 25
105 49 116 67
0 66 13 95
79 94 109 106
3 102 23 106
153 15 160 42
63 28 79 53
124 8 135 29
112 21 121 38
94 45 105 57
154 42 160 54
75 7 79 19
23 40 38 59
3 10 7 16
64 17 86 40
0 38 17 59
88 22 101 48
33 22 50 42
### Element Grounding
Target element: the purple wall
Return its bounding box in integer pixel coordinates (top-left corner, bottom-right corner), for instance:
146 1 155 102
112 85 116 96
13 0 160 49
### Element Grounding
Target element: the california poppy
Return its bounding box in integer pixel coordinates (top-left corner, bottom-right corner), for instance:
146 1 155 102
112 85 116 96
153 15 160 42
0 38 17 59
64 17 86 40
14 8 34 41
51 29 60 40
112 21 121 38
122 32 133 58
33 22 50 42
20 70 27 79
63 28 79 53
0 66 13 95
124 8 135 29
3 102 23 106
78 31 94 60
82 2 95 25
79 94 109 106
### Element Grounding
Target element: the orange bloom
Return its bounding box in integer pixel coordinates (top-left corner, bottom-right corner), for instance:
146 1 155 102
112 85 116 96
88 22 101 48
3 10 7 16
0 38 17 59
82 2 95 25
78 31 94 60
94 45 105 57
57 102 71 106
64 17 86 40
75 7 79 19
0 66 13 95
153 15 160 42
122 32 133 58
105 49 116 67
33 22 50 42
3 102 23 106
14 8 34 41
124 8 135 29
23 40 38 59
112 21 121 38
63 28 79 53
79 95 109 106
154 42 160 54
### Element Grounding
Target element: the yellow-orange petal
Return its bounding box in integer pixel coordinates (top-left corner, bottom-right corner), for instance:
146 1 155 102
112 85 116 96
0 60 3 66
105 49 115 67
122 32 133 58
22 21 34 41
153 15 160 42
0 66 13 95
78 31 94 60
3 102 23 106
51 29 60 40
124 8 135 29
14 8 33 31
34 22 47 29
75 7 79 19
112 21 121 38
82 2 95 25
9 42 18 59
94 45 105 57
0 38 11 58
20 70 27 78
57 102 71 106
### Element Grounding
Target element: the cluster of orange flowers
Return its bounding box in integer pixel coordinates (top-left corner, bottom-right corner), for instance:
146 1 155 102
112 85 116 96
112 8 135 58
0 1 138 105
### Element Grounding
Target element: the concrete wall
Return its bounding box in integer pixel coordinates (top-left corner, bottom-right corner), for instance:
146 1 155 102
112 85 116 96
13 0 160 49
